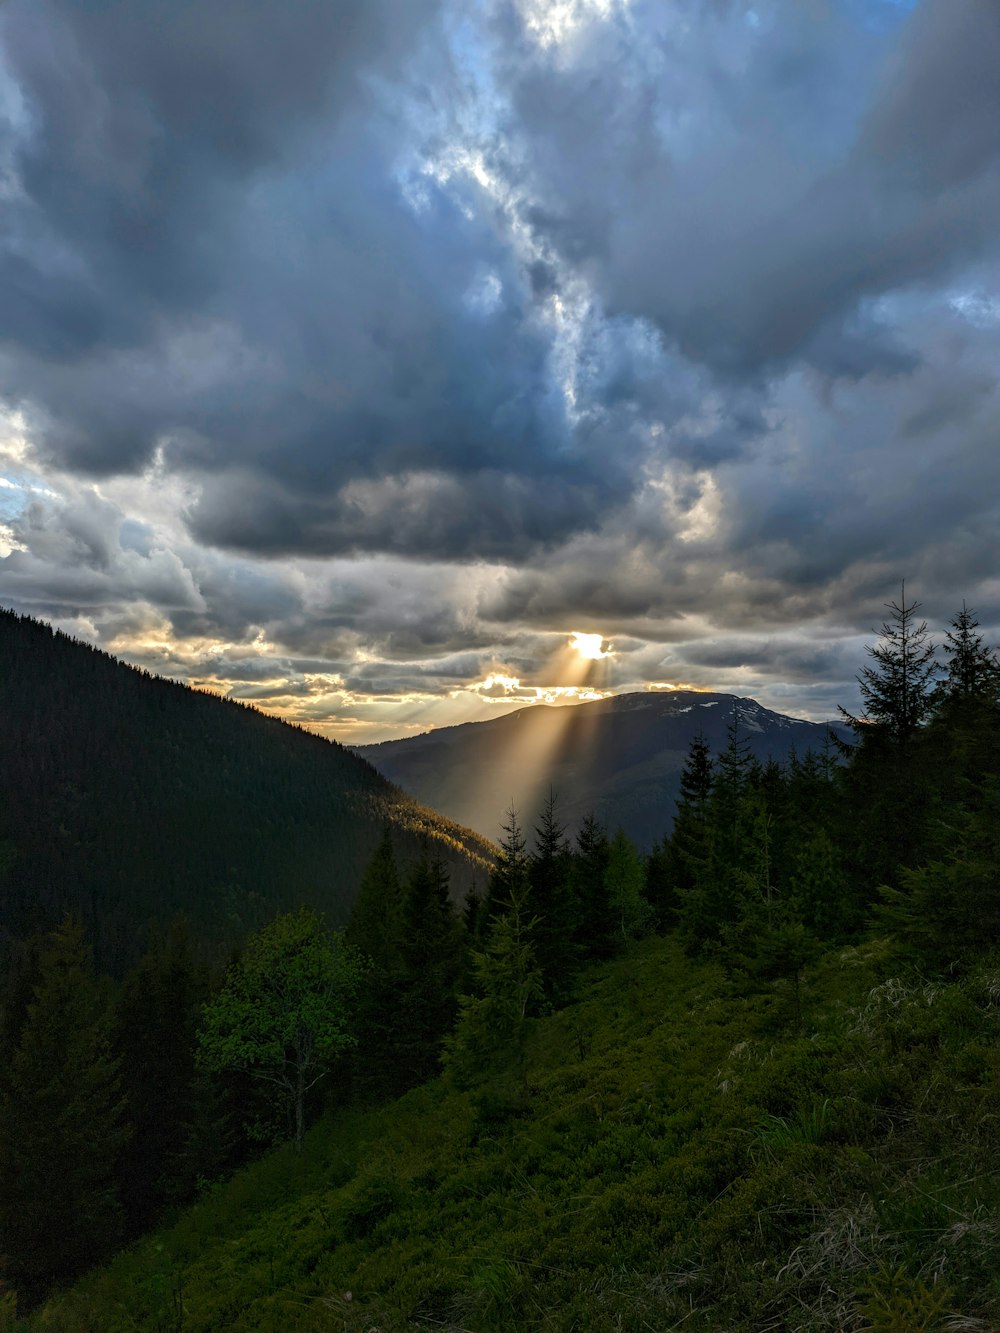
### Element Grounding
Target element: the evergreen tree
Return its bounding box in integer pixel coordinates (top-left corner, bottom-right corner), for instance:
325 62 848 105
837 586 938 896
678 715 758 952
605 828 653 946
527 791 578 1002
481 807 531 929
395 854 465 1087
345 827 403 974
445 882 542 1087
0 917 129 1306
938 602 1000 702
788 828 855 940
115 917 211 1232
840 583 936 742
345 829 406 1097
649 732 714 929
572 814 613 960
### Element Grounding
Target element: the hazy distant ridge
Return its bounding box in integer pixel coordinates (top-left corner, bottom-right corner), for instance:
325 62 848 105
356 691 849 847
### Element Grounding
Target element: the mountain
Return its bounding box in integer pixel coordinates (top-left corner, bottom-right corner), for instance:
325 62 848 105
356 690 850 847
0 610 493 973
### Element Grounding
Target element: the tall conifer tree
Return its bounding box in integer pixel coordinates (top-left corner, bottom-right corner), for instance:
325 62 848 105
528 791 578 1002
395 854 465 1086
0 917 129 1306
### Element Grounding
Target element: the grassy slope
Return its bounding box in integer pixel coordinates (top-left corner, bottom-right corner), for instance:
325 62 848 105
30 936 1000 1333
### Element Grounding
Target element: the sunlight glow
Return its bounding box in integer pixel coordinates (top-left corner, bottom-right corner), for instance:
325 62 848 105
570 631 613 660
649 681 711 693
517 0 619 50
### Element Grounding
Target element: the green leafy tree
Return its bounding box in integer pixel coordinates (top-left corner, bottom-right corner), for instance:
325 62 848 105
197 909 363 1150
0 917 129 1306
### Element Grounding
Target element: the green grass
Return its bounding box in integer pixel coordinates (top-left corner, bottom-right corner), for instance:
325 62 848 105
24 937 1000 1332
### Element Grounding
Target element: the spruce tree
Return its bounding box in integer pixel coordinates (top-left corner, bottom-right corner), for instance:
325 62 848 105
527 791 578 1003
840 583 936 742
445 880 542 1088
346 827 403 974
395 854 465 1086
572 814 613 960
0 917 129 1306
939 602 1000 702
651 732 714 929
605 828 652 946
115 917 210 1232
345 829 406 1096
482 807 531 929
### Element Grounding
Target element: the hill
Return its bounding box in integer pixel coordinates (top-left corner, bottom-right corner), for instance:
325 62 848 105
356 690 849 846
27 933 1000 1332
0 610 493 973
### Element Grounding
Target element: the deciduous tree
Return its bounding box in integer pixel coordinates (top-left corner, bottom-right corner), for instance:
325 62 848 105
197 909 363 1150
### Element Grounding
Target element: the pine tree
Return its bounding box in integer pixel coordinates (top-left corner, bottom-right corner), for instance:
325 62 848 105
939 602 1000 702
650 732 714 929
115 917 210 1232
877 786 1000 969
345 830 407 1097
572 814 613 960
444 882 542 1088
345 827 403 975
395 854 465 1087
527 791 578 1002
0 917 129 1306
837 586 938 895
482 807 531 930
605 828 653 946
840 583 936 743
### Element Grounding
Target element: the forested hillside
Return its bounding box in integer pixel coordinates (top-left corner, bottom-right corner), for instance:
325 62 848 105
0 609 493 973
3 592 997 1329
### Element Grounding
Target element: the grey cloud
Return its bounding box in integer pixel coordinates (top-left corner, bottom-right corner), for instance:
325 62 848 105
507 0 1000 380
1 0 651 564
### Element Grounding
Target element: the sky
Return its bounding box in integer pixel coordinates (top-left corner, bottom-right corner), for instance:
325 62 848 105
1 0 998 744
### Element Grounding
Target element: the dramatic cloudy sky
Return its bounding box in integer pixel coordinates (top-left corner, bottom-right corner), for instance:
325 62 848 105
1 0 998 742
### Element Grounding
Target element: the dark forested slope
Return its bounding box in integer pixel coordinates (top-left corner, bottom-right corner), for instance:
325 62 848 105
0 610 492 971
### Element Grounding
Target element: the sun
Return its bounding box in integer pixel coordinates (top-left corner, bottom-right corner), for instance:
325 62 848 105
569 631 612 661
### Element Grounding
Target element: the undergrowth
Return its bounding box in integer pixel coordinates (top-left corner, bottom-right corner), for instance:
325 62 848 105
23 937 1000 1332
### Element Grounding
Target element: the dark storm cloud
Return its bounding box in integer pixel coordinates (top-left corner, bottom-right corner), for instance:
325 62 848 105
507 0 1000 381
1 0 999 726
1 0 633 560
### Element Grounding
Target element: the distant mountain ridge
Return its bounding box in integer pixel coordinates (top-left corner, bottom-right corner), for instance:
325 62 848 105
356 690 850 848
0 610 493 973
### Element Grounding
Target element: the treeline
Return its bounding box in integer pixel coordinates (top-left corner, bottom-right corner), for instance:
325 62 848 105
1 591 997 1312
0 608 492 973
